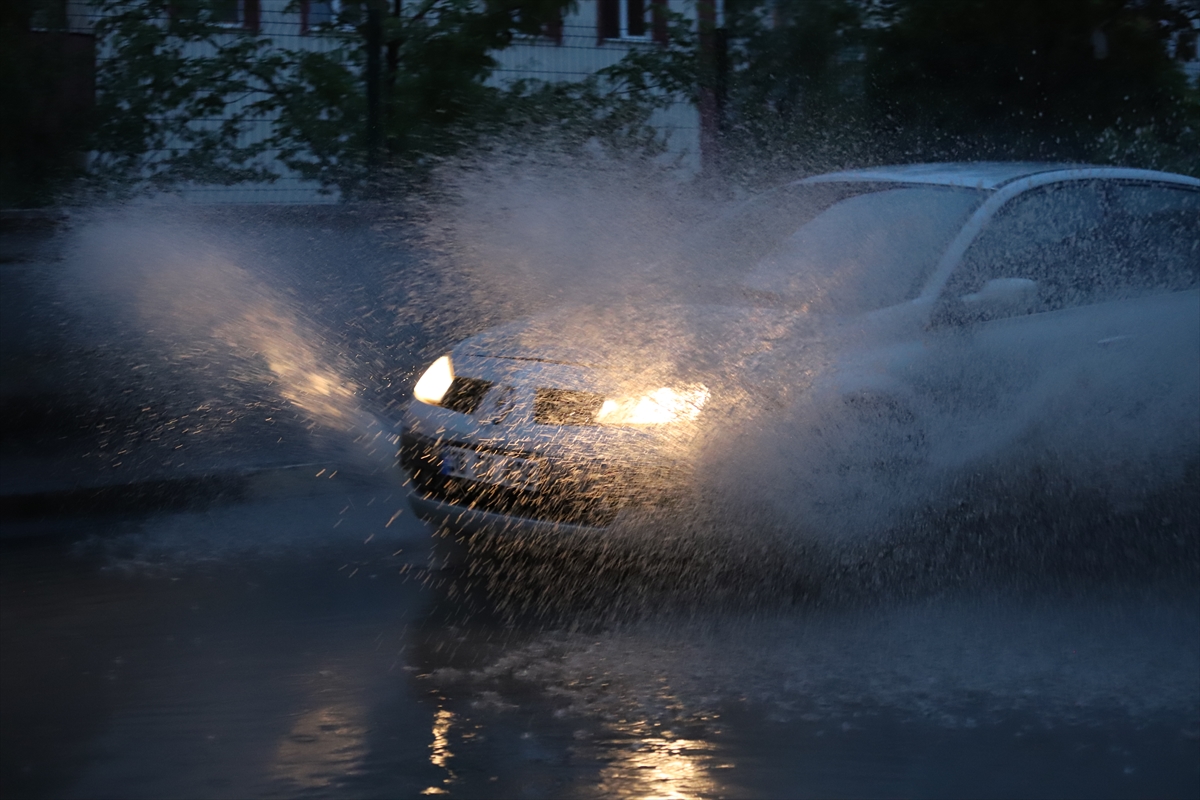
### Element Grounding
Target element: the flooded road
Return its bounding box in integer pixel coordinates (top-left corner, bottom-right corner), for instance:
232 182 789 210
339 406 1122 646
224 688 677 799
2 472 1197 799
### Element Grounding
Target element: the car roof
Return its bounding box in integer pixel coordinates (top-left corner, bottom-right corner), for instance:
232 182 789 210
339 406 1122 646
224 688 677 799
797 162 1200 190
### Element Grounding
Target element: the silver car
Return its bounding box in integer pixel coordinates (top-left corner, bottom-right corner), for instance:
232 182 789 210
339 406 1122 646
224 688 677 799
400 163 1200 536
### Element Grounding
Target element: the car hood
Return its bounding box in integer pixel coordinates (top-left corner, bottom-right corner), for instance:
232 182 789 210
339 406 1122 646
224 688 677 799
454 302 816 380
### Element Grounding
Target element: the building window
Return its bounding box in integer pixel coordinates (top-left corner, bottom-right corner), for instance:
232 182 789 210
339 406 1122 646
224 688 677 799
598 0 667 43
212 0 260 31
300 1 363 34
301 0 340 34
543 13 564 45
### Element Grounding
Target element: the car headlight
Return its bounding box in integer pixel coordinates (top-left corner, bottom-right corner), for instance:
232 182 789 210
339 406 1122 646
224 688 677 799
595 385 709 425
413 355 454 405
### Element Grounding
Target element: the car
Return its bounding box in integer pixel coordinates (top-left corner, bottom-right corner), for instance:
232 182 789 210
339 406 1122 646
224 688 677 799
399 163 1200 538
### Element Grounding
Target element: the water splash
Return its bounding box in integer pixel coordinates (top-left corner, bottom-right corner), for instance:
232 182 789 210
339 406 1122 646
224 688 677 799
57 207 393 468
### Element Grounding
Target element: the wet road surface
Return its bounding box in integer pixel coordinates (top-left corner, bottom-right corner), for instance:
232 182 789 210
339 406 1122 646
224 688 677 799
2 469 1197 799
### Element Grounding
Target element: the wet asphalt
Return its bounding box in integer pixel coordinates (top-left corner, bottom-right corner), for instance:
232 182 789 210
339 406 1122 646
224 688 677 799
2 476 1197 799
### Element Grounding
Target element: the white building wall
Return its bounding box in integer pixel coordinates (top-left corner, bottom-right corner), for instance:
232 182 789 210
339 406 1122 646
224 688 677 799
491 1 703 174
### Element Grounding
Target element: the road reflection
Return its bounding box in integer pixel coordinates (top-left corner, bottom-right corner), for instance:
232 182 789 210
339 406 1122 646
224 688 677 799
594 723 721 800
422 706 456 795
273 702 367 790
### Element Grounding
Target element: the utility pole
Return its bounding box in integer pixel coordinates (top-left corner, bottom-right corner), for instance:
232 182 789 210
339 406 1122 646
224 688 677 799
698 0 727 179
387 0 402 91
366 6 382 168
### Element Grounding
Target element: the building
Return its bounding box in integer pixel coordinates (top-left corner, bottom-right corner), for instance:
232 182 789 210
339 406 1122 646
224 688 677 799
490 0 712 174
20 0 713 203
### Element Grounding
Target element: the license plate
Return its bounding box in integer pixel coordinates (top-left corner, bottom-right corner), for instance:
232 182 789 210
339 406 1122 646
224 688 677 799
439 446 542 491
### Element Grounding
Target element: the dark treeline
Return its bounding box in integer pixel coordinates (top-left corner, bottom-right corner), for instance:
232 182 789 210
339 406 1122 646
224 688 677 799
714 0 1199 182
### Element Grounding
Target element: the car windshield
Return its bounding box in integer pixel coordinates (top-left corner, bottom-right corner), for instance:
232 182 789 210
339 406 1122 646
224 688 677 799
689 184 986 315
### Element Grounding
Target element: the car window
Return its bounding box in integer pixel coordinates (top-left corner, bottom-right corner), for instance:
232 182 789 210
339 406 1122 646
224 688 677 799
684 182 875 281
1104 183 1200 294
738 186 984 314
941 182 1116 319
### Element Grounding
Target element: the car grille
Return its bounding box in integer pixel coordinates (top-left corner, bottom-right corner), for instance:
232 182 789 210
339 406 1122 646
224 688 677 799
533 388 605 426
400 432 619 527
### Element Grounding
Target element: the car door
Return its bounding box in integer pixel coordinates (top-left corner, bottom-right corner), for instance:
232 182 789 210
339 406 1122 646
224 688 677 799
915 179 1199 481
1075 182 1200 490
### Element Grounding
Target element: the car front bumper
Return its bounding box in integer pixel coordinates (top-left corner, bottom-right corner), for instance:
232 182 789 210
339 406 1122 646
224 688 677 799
406 489 609 537
399 426 690 536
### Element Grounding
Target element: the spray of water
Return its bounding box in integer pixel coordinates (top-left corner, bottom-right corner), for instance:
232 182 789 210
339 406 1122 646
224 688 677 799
410 149 1198 609
57 206 396 473
47 152 1196 597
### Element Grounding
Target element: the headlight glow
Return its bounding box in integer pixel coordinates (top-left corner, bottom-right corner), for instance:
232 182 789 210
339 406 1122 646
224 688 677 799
413 355 454 405
595 385 709 425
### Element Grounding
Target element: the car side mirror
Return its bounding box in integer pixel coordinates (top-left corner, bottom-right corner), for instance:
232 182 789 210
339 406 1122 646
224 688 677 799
959 277 1038 315
930 277 1039 328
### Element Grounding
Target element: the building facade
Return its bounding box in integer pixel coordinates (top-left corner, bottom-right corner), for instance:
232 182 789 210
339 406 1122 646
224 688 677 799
27 0 711 203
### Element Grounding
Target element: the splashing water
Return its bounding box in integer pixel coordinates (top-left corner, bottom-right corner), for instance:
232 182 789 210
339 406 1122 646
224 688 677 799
57 206 396 471
408 150 1198 601
47 153 1198 593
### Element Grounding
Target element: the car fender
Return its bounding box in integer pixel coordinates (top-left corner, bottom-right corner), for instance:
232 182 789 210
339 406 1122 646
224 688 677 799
808 339 927 411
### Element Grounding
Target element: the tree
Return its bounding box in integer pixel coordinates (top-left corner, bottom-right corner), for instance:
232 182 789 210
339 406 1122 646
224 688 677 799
88 0 581 196
717 0 871 181
864 0 1200 172
89 0 278 190
630 0 1200 183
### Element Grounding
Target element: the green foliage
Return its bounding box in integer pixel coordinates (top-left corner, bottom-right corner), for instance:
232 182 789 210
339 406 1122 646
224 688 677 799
597 9 699 101
718 0 871 181
90 0 282 188
282 1 698 189
259 16 365 192
88 0 578 196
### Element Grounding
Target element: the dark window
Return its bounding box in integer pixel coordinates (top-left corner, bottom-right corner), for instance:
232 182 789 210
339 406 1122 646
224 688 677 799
944 183 1113 317
543 11 563 45
165 0 260 28
1105 183 1200 294
598 0 619 41
627 0 645 37
598 0 661 41
301 0 338 33
210 0 260 30
212 0 239 24
945 181 1199 323
652 0 668 43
